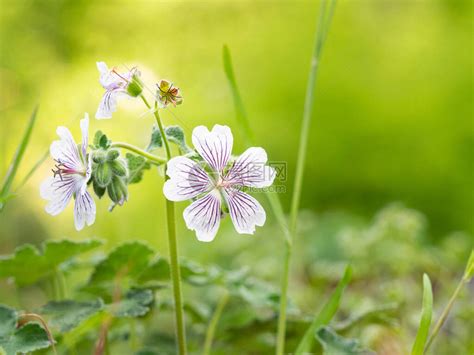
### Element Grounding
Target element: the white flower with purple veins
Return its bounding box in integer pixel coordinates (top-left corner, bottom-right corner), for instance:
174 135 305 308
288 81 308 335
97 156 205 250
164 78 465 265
95 61 139 119
40 114 96 231
164 125 276 242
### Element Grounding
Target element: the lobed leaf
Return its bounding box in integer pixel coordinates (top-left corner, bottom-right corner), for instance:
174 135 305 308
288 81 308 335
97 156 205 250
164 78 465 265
411 274 433 355
85 241 156 298
0 239 103 286
40 299 104 332
295 265 352 354
316 326 374 354
107 289 154 318
146 126 163 151
126 153 151 184
0 305 51 355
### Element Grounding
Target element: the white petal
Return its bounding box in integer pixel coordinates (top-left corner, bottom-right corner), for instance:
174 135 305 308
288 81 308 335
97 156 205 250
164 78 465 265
192 125 233 173
50 126 83 172
163 156 211 201
40 176 80 216
224 188 266 235
183 190 221 242
97 61 116 89
80 113 89 158
226 147 276 188
74 191 96 231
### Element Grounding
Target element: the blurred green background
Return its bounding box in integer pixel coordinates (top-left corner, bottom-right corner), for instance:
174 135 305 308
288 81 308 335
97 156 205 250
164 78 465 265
0 0 471 246
0 1 472 353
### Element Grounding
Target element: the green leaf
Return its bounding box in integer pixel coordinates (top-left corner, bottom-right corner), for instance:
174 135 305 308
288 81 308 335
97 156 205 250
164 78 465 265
40 299 104 332
464 249 474 280
0 305 51 355
108 289 154 318
411 274 433 355
0 305 17 338
146 126 163 151
334 303 399 332
222 45 253 144
316 326 374 354
165 126 191 153
295 265 352 354
0 106 39 212
0 239 103 286
126 153 151 184
180 259 222 286
86 241 156 297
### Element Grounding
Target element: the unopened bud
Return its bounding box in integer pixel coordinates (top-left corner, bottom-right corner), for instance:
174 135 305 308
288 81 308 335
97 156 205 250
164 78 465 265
95 162 113 187
107 176 128 205
106 149 120 161
109 159 128 177
92 150 106 164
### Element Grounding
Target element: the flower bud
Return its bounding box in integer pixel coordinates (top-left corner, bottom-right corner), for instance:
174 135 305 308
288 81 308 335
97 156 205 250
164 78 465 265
109 158 128 177
92 150 106 164
107 176 128 206
93 180 106 198
126 72 143 97
95 162 113 187
106 149 120 161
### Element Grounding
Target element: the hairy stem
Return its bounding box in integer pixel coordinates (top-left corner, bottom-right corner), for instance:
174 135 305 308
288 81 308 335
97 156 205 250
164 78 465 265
110 142 166 165
203 291 229 355
141 94 187 355
276 1 336 354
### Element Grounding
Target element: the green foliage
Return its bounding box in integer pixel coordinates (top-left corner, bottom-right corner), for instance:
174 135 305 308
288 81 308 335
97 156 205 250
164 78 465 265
85 241 157 298
108 289 154 318
126 153 151 184
464 249 474 280
0 305 51 355
411 274 433 355
333 303 399 332
40 299 104 332
295 265 352 354
316 326 374 354
92 131 111 150
0 106 39 213
0 239 102 286
147 125 191 153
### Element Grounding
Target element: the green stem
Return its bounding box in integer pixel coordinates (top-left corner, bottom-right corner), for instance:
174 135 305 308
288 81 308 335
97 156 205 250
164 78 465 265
203 291 229 355
424 276 468 352
141 94 187 355
276 1 336 354
110 142 166 165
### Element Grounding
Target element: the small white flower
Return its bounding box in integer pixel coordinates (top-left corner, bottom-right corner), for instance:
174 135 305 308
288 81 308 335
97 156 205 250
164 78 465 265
95 62 139 119
163 125 276 242
40 114 96 231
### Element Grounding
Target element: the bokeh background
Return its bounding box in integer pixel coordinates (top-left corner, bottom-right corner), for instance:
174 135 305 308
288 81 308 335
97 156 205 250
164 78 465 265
0 0 472 354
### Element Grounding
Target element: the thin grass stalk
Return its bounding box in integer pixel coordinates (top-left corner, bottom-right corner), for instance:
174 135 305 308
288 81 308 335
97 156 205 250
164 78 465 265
276 1 337 353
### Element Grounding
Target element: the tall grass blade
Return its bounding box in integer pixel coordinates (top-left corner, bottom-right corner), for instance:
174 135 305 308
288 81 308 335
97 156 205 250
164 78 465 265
295 264 352 354
222 45 254 144
411 274 433 355
0 106 39 212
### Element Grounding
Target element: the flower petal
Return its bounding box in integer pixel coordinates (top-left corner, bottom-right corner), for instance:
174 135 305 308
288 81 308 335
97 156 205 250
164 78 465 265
224 188 266 234
183 190 221 242
97 61 118 89
225 147 276 188
40 176 83 216
74 190 96 231
95 89 127 119
192 125 233 173
50 126 83 172
163 156 211 201
80 113 89 159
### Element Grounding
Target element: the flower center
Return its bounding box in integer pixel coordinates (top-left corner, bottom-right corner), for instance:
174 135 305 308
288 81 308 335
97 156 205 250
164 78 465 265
51 159 85 180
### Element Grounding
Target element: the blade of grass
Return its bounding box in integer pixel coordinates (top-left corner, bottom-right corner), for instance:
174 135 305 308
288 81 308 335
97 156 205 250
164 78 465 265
222 45 291 244
203 290 229 355
295 265 352 354
222 45 254 144
0 106 39 211
15 149 49 192
424 250 473 352
411 274 433 355
278 1 337 353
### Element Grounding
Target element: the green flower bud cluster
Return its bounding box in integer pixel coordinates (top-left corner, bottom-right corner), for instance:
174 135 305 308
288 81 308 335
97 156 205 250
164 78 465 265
91 148 129 208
